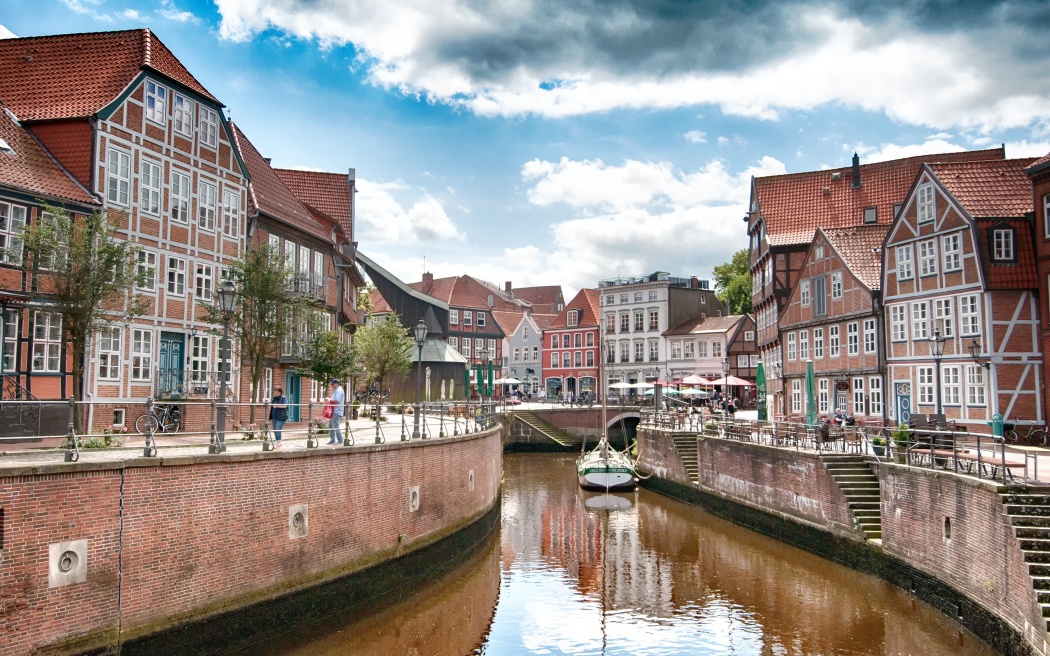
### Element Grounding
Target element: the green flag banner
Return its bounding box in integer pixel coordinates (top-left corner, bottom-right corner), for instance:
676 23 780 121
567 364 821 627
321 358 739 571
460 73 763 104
756 360 767 422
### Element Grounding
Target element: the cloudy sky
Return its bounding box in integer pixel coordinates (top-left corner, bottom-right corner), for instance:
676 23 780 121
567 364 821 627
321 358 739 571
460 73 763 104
4 0 1050 296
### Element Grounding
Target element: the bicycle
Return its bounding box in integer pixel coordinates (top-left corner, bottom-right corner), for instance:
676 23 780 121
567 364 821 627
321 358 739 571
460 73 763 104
136 403 183 435
1004 422 1047 447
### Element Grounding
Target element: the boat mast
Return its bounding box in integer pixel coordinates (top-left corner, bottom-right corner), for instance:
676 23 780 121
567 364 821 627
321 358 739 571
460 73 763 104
599 304 608 457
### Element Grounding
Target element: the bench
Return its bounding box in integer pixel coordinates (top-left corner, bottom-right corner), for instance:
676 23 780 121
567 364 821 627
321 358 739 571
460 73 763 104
912 445 1026 480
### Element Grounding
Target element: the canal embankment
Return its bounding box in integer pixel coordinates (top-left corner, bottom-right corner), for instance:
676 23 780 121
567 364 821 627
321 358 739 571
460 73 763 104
0 426 502 656
638 426 1050 656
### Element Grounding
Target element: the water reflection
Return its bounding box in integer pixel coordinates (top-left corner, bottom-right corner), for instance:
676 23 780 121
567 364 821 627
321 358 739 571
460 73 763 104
256 453 994 656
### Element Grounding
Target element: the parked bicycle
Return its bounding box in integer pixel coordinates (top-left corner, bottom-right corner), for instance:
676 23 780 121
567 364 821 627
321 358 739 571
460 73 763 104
1004 422 1047 447
136 403 183 435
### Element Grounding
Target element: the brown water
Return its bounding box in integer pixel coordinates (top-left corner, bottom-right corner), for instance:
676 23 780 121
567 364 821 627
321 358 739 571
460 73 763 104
249 453 996 655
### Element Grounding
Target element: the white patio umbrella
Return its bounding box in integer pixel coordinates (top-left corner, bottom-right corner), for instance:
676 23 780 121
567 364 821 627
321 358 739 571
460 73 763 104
634 382 655 389
609 382 634 389
502 377 522 385
679 388 710 397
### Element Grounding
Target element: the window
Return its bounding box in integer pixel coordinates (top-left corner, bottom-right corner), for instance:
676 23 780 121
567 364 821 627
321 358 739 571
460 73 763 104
523 327 530 340
831 272 842 299
966 366 986 406
605 313 615 333
195 263 213 301
744 330 754 342
787 332 796 361
863 206 877 224
477 312 486 328
683 341 694 358
818 378 829 413
869 377 882 416
934 297 953 337
813 276 826 316
0 201 26 265
33 311 62 372
461 339 471 359
897 245 913 280
649 291 657 301
863 319 876 354
847 322 859 355
829 325 840 357
698 341 707 358
313 251 323 289
190 335 210 383
750 354 759 367
917 366 935 405
533 346 539 361
649 310 659 331
167 256 186 296
959 295 980 335
605 295 614 305
799 330 809 360
671 341 682 359
463 310 472 326
917 183 935 224
942 366 961 405
586 350 594 367
566 310 578 327
634 311 644 332
852 378 865 415
792 379 801 413
993 227 1014 261
911 301 928 339
222 189 239 237
98 326 121 381
131 329 152 381
574 333 582 348
551 334 559 348
619 342 629 363
634 341 644 363
145 80 166 124
712 341 722 358
139 160 162 216
2 312 16 372
634 292 643 302
586 332 594 347
450 309 459 325
135 250 156 291
164 170 189 224
890 305 906 342
477 338 488 359
199 181 217 231
815 245 825 260
107 148 131 206
919 240 937 277
620 313 629 333
813 327 824 358
620 293 628 303
448 336 458 350
942 234 961 271
263 367 273 401
801 280 810 306
200 107 219 148
173 92 193 137
1045 194 1050 239
574 351 582 367
488 339 496 356
737 354 748 367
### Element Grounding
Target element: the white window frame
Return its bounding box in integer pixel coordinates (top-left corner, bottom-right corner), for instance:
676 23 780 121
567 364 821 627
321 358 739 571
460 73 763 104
190 335 210 383
135 250 157 292
787 332 796 361
450 309 459 325
671 341 682 359
863 319 876 354
737 354 748 367
198 181 217 231
173 92 193 137
107 147 131 206
897 245 913 280
567 310 578 327
33 311 62 373
263 367 273 400
818 378 829 414
167 256 186 296
2 311 17 372
799 330 809 360
463 310 473 326
852 377 865 415
200 106 219 148
959 294 980 336
0 201 26 265
934 297 954 337
942 365 961 406
144 80 167 125
813 327 824 358
1044 193 1050 239
800 280 810 307
869 377 882 416
170 170 191 223
222 188 239 238
195 262 213 301
911 301 929 340
97 326 122 382
966 365 987 406
942 233 961 272
477 312 487 328
139 159 162 216
831 272 842 300
792 379 801 413
993 228 1014 261
829 325 840 357
918 366 935 405
917 183 935 224
131 328 153 382
712 341 722 358
697 341 707 358
847 322 859 355
683 341 694 359
890 305 907 342
919 239 937 277
649 309 659 331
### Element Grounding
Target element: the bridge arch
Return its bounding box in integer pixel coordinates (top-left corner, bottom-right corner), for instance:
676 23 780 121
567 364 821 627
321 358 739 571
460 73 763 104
606 412 640 450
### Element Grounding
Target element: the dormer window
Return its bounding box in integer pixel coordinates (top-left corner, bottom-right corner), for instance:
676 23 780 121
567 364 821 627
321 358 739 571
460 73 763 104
992 226 1015 262
917 183 935 224
567 310 579 327
863 206 877 224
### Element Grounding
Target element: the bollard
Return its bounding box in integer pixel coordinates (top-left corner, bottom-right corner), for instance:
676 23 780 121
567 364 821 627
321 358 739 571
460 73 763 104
142 396 158 457
63 396 79 462
262 400 274 451
306 400 318 448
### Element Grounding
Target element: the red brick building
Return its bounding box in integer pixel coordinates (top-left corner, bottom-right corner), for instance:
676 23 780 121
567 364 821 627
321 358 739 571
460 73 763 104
883 158 1040 431
1026 153 1050 433
542 288 600 400
780 225 887 422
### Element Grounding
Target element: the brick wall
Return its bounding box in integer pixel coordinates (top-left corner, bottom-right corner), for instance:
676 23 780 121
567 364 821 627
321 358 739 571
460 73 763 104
0 429 501 655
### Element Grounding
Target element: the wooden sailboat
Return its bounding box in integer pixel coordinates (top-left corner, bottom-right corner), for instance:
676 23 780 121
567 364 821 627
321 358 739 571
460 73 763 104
577 321 637 491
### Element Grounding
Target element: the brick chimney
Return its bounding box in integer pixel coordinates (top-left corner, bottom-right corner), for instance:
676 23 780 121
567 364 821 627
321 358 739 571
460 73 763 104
505 281 512 293
422 271 434 294
690 276 699 288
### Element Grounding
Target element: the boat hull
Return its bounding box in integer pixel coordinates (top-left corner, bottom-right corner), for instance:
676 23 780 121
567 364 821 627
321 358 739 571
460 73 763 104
577 453 636 491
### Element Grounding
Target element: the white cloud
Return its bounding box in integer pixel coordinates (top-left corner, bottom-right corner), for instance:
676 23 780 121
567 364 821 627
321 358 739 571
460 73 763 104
0 24 16 39
356 179 463 245
717 136 730 146
158 0 199 23
684 130 706 144
850 139 966 164
122 9 144 20
1004 139 1050 158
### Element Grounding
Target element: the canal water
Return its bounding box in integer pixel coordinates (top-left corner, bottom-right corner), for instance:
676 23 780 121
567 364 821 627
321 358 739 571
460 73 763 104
248 453 995 655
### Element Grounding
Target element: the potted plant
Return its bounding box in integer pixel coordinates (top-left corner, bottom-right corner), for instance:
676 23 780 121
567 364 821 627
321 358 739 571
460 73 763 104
352 399 361 420
891 423 909 462
872 436 886 456
314 419 329 440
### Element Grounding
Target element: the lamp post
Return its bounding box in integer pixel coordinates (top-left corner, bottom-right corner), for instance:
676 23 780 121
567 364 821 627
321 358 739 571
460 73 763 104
968 337 990 370
722 356 731 424
212 280 238 454
412 318 427 440
930 329 947 418
772 361 783 419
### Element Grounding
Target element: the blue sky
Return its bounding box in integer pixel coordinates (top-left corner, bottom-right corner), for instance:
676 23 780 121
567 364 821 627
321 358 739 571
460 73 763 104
3 0 1049 297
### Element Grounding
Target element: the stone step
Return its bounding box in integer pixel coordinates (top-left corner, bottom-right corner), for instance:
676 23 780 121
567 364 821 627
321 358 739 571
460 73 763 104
1031 576 1050 591
862 529 882 540
1016 526 1050 539
1010 515 1050 527
1005 505 1050 517
841 490 881 500
1029 563 1050 577
836 479 880 487
833 475 879 484
848 502 881 512
1019 539 1050 552
1001 494 1050 506
1023 551 1050 564
853 509 882 519
1039 591 1050 605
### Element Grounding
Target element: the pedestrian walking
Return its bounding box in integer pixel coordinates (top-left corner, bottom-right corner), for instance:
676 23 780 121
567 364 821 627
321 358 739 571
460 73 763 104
270 386 288 448
327 379 345 444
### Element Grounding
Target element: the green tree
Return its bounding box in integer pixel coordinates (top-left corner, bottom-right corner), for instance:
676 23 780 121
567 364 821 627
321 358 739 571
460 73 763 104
712 248 753 315
354 313 413 406
300 325 357 390
16 205 148 430
200 243 314 422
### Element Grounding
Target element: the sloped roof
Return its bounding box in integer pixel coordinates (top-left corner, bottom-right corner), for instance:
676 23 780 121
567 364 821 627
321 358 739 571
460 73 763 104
532 313 559 331
755 148 1005 247
490 310 524 336
370 288 392 314
513 285 562 310
274 168 352 236
411 274 493 310
665 314 745 336
230 123 330 242
547 288 600 330
974 218 1038 289
1026 151 1050 176
820 224 889 290
0 107 96 205
928 159 1037 218
0 29 218 122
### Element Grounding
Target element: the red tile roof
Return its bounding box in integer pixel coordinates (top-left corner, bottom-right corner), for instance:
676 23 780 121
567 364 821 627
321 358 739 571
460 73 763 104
0 107 97 205
490 310 524 335
531 313 559 331
274 168 352 236
820 225 889 290
975 218 1038 289
755 148 1005 247
547 289 600 330
665 314 745 336
512 285 563 312
1026 151 1050 176
230 123 330 242
0 29 219 122
411 275 491 309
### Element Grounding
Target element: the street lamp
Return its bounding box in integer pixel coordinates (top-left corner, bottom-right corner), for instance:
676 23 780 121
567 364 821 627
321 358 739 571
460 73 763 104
968 337 990 370
212 279 238 454
722 356 731 424
412 318 427 440
930 329 947 418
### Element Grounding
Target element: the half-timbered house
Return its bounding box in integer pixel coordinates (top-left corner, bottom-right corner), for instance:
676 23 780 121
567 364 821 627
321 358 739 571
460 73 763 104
1025 153 1050 431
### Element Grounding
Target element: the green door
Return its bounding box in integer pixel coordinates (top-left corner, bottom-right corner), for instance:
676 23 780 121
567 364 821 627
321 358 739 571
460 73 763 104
158 332 184 399
286 372 301 422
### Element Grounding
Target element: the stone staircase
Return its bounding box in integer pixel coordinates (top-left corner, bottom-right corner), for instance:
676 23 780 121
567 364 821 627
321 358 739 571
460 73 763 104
824 455 882 541
515 412 584 449
672 435 700 484
999 488 1050 630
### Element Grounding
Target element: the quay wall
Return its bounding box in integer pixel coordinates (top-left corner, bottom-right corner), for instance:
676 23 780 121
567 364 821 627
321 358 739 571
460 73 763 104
638 427 1047 656
0 429 502 656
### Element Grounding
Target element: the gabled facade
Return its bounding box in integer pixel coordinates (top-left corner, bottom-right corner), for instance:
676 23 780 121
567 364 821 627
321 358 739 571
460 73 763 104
1026 152 1050 425
494 310 547 397
664 313 758 385
882 159 1040 431
507 283 565 315
0 29 250 431
780 225 887 422
543 288 600 400
412 272 506 369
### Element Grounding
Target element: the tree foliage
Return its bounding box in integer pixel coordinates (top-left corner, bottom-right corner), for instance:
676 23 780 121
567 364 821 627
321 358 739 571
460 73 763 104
200 242 314 420
712 248 753 315
354 313 413 399
16 205 148 428
300 325 357 389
